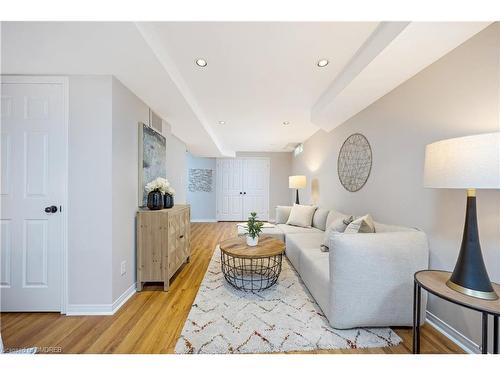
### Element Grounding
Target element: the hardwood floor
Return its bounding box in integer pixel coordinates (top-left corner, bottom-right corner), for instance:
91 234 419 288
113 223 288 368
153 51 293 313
0 222 463 354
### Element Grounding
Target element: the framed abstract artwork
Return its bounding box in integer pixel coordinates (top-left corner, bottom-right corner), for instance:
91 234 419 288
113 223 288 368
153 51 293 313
138 122 166 206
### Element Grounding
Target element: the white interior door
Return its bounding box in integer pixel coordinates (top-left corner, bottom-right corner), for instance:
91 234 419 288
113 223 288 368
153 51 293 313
216 158 243 221
1 77 67 312
242 158 270 221
216 157 270 222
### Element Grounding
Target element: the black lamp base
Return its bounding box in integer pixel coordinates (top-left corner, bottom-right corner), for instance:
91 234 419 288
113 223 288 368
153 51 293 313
295 189 300 205
447 189 498 300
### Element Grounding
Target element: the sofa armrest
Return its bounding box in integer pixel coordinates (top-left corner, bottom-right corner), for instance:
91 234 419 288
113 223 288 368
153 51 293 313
327 231 429 329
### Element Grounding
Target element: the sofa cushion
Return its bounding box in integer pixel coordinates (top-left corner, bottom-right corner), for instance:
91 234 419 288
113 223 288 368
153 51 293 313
275 206 292 224
286 204 317 228
276 224 323 236
312 208 330 231
374 221 417 233
284 232 323 272
299 248 330 316
325 210 351 230
344 214 375 234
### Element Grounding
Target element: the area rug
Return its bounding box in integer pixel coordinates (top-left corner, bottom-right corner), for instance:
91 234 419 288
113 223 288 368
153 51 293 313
175 247 402 354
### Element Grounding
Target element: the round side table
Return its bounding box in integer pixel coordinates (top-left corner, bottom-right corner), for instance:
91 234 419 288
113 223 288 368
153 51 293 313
219 236 285 292
413 270 500 354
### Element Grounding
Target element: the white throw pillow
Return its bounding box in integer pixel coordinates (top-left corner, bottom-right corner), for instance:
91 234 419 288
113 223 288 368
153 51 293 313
286 204 317 228
275 206 292 224
322 216 353 248
344 214 375 234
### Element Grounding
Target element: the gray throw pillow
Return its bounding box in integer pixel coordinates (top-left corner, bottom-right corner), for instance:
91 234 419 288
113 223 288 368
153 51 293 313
312 208 330 231
275 206 292 224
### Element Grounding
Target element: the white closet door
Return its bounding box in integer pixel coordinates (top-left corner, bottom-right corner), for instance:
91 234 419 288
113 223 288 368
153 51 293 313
1 77 67 312
242 158 270 221
216 158 243 221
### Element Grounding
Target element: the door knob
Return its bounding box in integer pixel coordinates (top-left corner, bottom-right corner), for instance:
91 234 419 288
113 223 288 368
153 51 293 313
44 205 58 213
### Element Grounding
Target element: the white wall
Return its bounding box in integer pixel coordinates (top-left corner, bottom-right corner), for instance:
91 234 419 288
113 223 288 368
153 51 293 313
292 24 500 350
111 77 149 302
236 152 293 221
68 75 188 309
164 121 187 205
68 76 113 305
187 153 216 221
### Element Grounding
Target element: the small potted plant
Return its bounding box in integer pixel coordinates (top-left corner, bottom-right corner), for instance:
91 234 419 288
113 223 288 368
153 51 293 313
245 212 264 246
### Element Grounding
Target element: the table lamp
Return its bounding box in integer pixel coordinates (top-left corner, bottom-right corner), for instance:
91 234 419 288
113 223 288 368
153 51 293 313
424 132 500 300
289 175 307 204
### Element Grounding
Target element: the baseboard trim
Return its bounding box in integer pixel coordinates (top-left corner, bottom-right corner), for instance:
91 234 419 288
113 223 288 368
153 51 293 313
425 310 479 354
111 283 137 314
66 283 136 316
190 219 217 222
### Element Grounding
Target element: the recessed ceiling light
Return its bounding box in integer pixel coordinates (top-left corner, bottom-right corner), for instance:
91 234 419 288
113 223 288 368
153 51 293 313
317 59 329 67
283 121 290 125
195 58 207 67
218 121 225 125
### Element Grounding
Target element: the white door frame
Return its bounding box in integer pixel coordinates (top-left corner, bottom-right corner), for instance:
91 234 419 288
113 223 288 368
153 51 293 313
1 75 69 313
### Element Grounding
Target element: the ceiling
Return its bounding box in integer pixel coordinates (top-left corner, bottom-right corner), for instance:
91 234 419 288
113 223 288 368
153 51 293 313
137 22 379 153
1 21 491 156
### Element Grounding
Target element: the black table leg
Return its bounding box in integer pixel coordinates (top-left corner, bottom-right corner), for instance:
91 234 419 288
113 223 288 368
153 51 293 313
482 313 488 354
416 284 421 353
413 281 417 354
494 316 498 354
413 281 421 354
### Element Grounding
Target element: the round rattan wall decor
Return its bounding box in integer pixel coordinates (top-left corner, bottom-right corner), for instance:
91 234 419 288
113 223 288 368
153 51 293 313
337 133 372 192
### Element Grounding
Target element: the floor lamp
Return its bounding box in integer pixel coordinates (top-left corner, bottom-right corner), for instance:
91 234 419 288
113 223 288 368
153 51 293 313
289 175 306 204
424 132 500 300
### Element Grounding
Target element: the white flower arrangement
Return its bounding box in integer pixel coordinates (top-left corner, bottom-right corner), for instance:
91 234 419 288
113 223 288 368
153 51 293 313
145 177 175 196
165 186 176 196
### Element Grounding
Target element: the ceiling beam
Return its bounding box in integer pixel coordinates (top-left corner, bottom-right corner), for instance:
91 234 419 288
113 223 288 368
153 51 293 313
311 22 491 132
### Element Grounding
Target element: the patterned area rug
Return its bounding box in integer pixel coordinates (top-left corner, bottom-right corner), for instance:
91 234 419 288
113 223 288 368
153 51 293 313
175 247 402 354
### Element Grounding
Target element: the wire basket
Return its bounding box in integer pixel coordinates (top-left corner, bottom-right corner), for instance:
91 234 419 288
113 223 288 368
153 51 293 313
220 251 283 292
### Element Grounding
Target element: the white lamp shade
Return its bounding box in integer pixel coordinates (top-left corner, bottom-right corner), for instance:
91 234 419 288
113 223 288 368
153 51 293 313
289 175 307 189
424 132 500 189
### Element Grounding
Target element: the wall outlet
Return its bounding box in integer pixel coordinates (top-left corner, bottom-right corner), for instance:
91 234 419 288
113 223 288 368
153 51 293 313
120 261 127 276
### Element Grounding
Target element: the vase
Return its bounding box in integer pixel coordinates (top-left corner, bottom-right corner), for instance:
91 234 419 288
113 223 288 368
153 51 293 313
246 235 259 247
164 194 174 209
147 191 164 210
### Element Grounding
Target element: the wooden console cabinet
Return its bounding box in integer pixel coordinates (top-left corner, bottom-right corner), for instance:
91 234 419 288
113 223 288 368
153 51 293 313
136 205 190 291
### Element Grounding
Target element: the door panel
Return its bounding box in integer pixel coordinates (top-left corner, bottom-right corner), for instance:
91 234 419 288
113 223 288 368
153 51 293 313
24 132 49 197
1 79 66 311
242 158 270 221
1 220 12 287
23 219 49 287
216 159 243 221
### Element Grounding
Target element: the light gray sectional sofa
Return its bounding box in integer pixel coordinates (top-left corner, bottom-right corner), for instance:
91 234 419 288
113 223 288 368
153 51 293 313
239 206 429 329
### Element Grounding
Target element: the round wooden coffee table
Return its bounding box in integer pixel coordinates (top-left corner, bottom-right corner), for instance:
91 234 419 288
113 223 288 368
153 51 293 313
219 236 285 292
